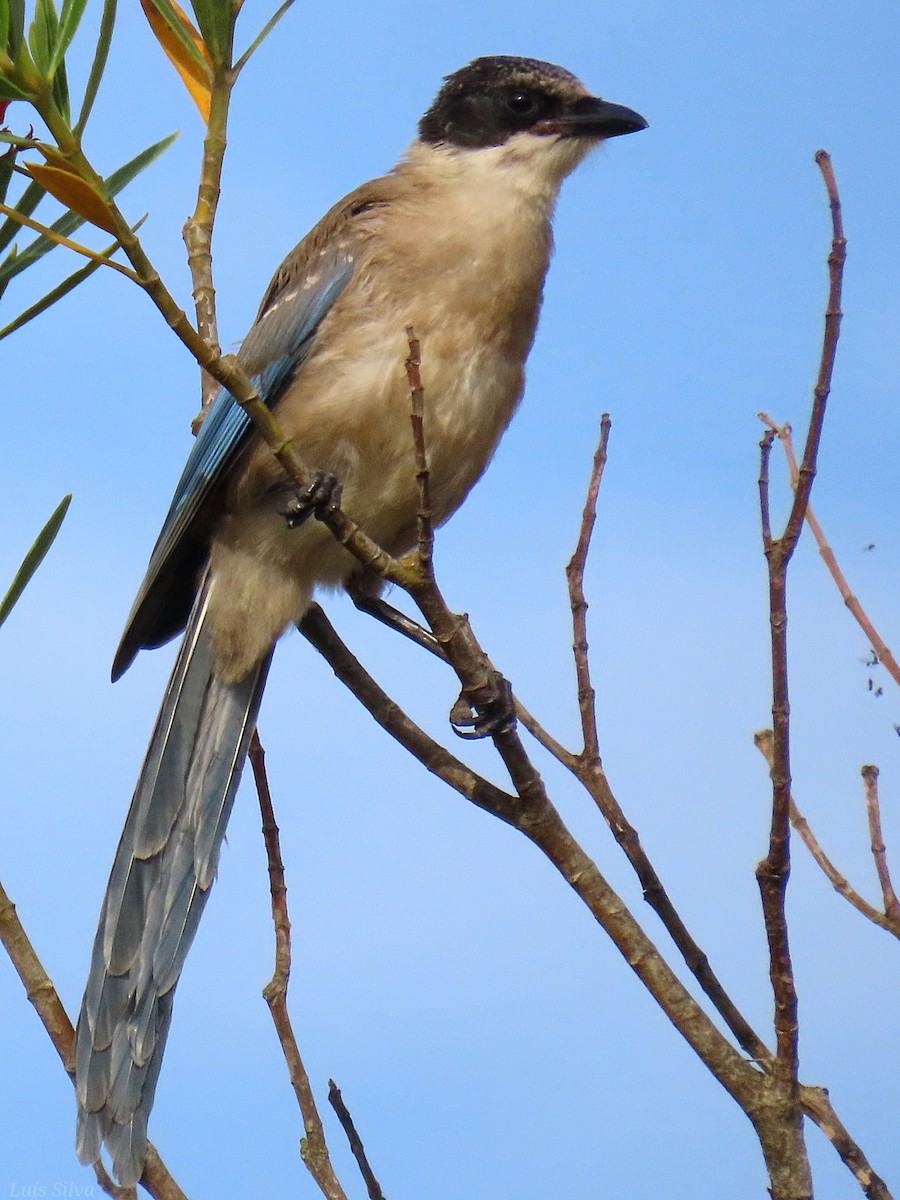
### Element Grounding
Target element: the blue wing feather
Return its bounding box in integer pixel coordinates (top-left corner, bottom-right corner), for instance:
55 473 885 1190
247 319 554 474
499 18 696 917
111 249 356 679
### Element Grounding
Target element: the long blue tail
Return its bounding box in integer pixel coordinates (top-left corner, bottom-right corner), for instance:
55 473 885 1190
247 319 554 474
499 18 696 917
75 577 271 1185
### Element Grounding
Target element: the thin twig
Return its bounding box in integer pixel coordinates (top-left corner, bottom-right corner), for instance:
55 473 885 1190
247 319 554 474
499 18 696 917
328 1080 388 1200
233 0 297 74
556 416 773 1064
780 149 845 555
754 732 900 937
0 880 187 1199
759 428 776 547
300 607 763 1113
755 152 846 1103
0 201 139 279
759 413 900 692
248 733 350 1200
565 413 610 764
299 605 520 821
405 326 434 574
862 765 900 918
800 1084 895 1200
757 418 799 1085
184 61 233 420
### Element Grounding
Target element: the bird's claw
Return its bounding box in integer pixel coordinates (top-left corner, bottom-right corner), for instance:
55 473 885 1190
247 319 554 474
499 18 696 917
449 673 516 740
279 472 342 529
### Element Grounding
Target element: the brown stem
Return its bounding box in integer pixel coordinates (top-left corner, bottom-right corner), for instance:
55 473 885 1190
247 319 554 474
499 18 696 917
184 59 235 421
755 152 846 1102
862 765 900 918
565 413 610 764
328 1080 388 1200
754 732 900 937
800 1084 895 1200
556 416 773 1065
404 326 433 573
248 733 349 1200
759 413 900 692
0 881 188 1199
298 608 762 1112
299 605 519 820
757 520 800 1085
780 150 845 556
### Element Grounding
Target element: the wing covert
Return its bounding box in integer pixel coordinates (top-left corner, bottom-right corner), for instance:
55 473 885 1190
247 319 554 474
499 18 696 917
111 245 356 680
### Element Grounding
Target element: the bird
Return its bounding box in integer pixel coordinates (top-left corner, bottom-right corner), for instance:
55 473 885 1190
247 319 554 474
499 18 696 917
74 54 646 1184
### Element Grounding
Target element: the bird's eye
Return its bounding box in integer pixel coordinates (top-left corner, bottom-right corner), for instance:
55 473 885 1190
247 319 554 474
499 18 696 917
506 91 537 114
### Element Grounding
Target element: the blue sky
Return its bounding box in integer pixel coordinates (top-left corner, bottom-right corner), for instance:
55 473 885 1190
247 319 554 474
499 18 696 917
1 1 899 1196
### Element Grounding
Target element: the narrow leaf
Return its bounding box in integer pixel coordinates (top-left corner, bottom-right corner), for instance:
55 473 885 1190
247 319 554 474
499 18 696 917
104 129 178 193
0 77 34 101
140 0 211 120
234 0 295 74
51 44 69 119
27 0 58 74
74 0 116 135
0 199 137 278
188 0 230 65
0 146 15 205
0 494 71 629
7 0 24 52
23 160 116 232
0 179 46 256
0 2 10 53
0 131 175 283
48 0 88 76
0 217 144 339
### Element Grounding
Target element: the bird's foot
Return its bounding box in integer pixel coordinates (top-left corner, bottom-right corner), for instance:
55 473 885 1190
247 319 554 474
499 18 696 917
278 472 343 529
449 672 516 740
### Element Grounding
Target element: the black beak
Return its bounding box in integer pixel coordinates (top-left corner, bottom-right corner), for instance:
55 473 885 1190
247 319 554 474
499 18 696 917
554 96 648 139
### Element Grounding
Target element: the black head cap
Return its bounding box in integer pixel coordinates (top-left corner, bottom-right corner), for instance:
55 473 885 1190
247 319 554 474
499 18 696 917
419 55 647 149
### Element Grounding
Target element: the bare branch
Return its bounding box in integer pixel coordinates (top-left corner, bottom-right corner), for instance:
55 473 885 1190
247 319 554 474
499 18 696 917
565 413 611 764
405 327 434 574
754 732 900 937
801 1085 895 1200
780 149 845 558
759 427 776 549
759 413 900 692
862 765 900 918
248 733 350 1200
299 608 764 1116
328 1080 388 1200
754 152 846 1104
299 605 520 821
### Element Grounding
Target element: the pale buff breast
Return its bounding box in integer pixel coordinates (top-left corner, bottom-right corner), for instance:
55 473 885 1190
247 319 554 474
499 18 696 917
208 140 564 677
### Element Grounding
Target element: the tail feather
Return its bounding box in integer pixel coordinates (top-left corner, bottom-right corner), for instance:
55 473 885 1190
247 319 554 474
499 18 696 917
75 576 271 1186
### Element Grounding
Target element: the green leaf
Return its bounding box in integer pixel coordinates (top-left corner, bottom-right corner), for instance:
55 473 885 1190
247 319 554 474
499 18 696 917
51 44 68 118
74 0 115 135
0 209 145 333
104 129 178 194
234 0 295 74
28 0 58 74
0 214 144 338
0 72 32 100
189 0 230 64
0 493 71 629
0 130 176 284
0 259 95 333
0 2 10 54
0 147 15 205
0 177 45 254
6 0 24 53
48 0 87 76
